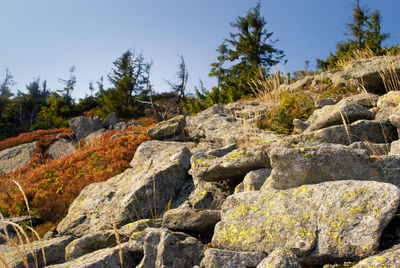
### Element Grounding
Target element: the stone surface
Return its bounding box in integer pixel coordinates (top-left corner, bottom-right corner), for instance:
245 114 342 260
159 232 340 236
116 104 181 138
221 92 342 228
200 248 266 268
57 141 191 237
376 91 400 120
102 112 120 129
137 228 205 268
69 116 103 141
212 180 400 264
344 92 379 108
162 208 221 233
269 142 400 189
291 119 397 145
303 99 374 133
190 145 270 182
349 141 389 156
256 248 301 268
234 168 272 194
314 98 336 108
47 139 75 160
47 242 142 268
0 141 36 174
389 140 400 155
147 115 185 140
0 216 44 244
112 121 127 131
2 236 73 268
83 128 108 144
353 244 400 267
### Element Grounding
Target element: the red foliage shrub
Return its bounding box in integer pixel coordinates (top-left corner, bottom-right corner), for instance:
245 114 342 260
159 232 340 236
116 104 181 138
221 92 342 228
0 124 153 224
0 128 71 151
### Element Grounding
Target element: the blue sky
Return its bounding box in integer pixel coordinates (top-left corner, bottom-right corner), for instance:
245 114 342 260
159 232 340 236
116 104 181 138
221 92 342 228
1 0 399 99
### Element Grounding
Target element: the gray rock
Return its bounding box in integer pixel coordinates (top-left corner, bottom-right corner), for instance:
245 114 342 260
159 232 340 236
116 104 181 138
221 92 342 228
349 141 389 156
111 131 141 140
2 236 73 267
269 142 400 189
0 216 43 244
83 128 108 144
303 100 374 133
344 93 379 108
47 242 142 268
234 168 272 194
102 112 120 129
147 115 185 140
57 141 192 237
353 244 400 267
0 141 36 174
69 116 103 141
291 119 397 146
200 248 266 268
47 139 75 160
137 228 205 268
112 121 127 131
65 230 117 261
162 208 221 233
389 140 400 156
190 145 270 182
257 248 301 268
376 91 400 120
315 98 336 108
212 180 400 265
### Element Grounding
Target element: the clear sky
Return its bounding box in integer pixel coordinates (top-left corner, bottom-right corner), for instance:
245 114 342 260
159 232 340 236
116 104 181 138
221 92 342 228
1 0 399 100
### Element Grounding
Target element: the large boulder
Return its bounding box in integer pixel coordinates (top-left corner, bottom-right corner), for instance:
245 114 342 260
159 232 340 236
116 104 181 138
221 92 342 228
57 141 192 237
269 142 400 189
257 248 301 268
0 141 36 174
69 116 102 141
353 244 400 267
47 139 75 160
234 168 272 194
376 91 400 120
147 115 185 140
2 236 73 267
162 207 221 233
344 92 379 108
47 242 142 268
102 112 120 129
137 228 205 268
190 145 270 182
291 119 397 146
302 100 374 133
200 248 266 268
212 180 400 265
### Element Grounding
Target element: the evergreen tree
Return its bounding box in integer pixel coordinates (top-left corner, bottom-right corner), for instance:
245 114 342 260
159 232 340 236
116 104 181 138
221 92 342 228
209 2 285 102
58 66 76 105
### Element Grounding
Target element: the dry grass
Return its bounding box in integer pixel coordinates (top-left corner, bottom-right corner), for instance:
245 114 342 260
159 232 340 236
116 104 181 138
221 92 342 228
336 47 376 69
379 54 400 92
250 67 288 105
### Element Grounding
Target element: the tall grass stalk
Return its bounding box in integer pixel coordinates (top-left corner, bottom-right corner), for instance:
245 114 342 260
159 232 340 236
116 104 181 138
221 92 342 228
379 55 400 92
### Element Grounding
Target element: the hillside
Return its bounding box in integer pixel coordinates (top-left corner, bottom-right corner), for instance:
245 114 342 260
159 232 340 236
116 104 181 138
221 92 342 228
1 55 400 267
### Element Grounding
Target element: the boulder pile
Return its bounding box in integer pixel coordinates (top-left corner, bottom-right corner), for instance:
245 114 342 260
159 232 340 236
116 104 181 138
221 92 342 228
2 56 400 267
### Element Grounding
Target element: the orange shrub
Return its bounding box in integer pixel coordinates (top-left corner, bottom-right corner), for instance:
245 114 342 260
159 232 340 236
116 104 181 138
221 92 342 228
0 124 153 224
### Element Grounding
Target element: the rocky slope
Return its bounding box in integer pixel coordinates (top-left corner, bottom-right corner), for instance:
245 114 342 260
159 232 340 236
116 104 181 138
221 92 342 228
2 55 400 267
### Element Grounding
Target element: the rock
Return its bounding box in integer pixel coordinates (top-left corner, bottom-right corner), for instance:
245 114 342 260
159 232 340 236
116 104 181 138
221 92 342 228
353 244 400 267
102 112 120 129
200 248 266 268
147 115 185 140
234 168 272 193
344 93 379 108
303 100 374 133
0 141 36 174
65 230 117 261
137 228 205 268
69 116 103 141
315 98 336 108
389 140 400 155
47 242 142 268
111 131 141 140
291 119 397 146
212 180 400 265
388 104 400 132
57 141 192 237
42 230 56 240
190 145 270 182
188 180 239 210
349 141 389 156
120 218 162 235
112 121 127 131
376 91 400 120
162 208 221 233
257 248 301 268
269 142 400 189
47 139 75 160
0 216 44 244
83 128 108 144
127 119 139 126
2 236 73 267
293 118 308 134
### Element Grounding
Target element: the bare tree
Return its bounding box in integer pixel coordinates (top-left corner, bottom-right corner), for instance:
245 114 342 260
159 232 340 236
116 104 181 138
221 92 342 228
167 55 189 115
